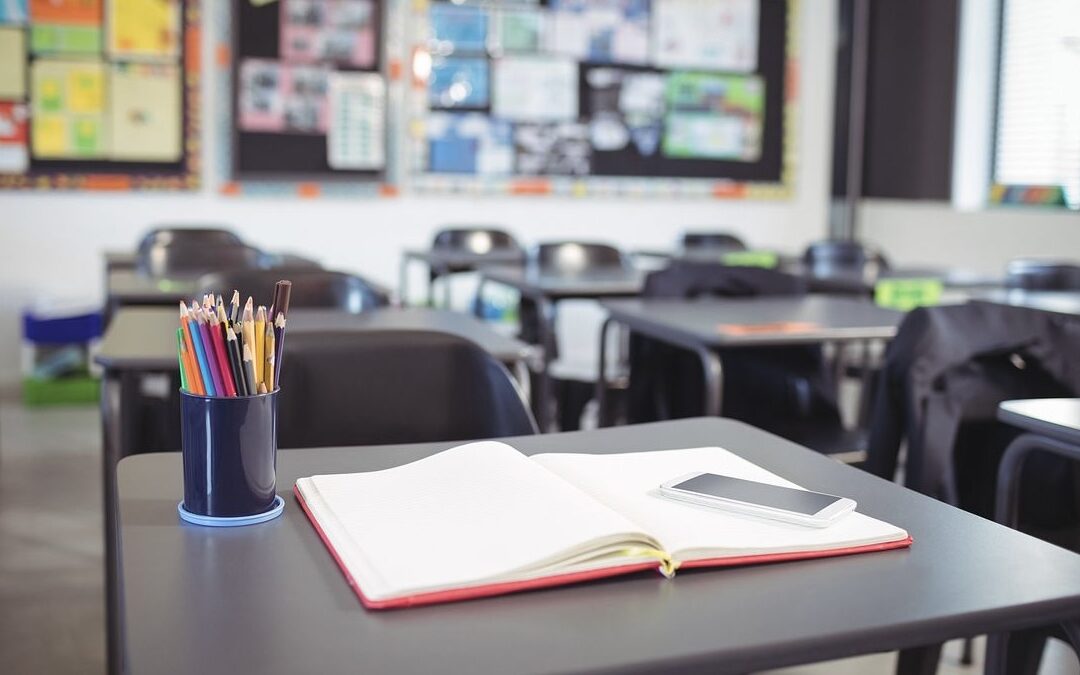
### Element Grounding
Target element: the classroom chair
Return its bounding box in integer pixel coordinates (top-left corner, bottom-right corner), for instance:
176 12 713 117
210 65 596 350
136 227 243 257
276 330 537 448
430 227 524 300
137 243 263 279
533 241 629 275
1004 259 1080 291
623 262 854 456
197 269 389 313
802 240 888 277
680 231 748 254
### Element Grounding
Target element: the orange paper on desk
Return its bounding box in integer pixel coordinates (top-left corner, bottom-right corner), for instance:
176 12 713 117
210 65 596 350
295 443 911 609
718 321 819 336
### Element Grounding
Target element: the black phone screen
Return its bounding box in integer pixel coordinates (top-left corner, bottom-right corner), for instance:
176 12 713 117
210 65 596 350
671 474 842 515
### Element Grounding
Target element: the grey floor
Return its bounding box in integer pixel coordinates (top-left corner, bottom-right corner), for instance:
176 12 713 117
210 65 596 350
0 400 1077 675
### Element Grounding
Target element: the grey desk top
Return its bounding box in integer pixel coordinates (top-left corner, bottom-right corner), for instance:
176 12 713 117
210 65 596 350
118 418 1080 675
95 307 532 370
974 289 1080 317
483 266 646 299
403 248 526 268
602 296 903 347
999 398 1080 446
107 270 197 304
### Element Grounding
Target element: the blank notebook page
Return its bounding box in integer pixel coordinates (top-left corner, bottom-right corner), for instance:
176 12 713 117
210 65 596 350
299 442 649 601
534 447 909 559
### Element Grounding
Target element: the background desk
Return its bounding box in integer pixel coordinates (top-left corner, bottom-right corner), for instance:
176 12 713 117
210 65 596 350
598 296 903 419
400 248 526 307
477 266 646 430
116 418 1080 674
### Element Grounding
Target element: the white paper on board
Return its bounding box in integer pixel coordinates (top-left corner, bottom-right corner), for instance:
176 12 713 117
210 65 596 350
492 56 578 122
652 0 759 72
327 71 385 170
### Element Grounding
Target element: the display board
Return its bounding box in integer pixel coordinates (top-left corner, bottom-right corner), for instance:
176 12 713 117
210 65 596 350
407 0 796 198
0 0 200 191
218 0 399 197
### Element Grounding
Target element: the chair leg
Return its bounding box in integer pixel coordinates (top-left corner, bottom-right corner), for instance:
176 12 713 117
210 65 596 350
895 643 941 675
960 636 974 665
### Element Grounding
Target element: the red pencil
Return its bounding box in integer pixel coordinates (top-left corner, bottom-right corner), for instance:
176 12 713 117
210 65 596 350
205 307 237 396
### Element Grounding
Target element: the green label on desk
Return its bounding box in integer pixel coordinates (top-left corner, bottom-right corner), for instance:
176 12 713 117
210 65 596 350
874 278 944 311
721 251 779 269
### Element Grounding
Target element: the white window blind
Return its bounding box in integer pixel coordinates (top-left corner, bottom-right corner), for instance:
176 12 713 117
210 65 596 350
994 0 1080 208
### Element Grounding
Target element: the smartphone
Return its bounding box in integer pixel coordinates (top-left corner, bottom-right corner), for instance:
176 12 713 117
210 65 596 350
658 472 856 528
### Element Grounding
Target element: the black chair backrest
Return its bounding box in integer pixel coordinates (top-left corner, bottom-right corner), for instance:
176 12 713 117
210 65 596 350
138 243 262 278
680 231 748 253
197 269 389 312
1004 259 1080 291
432 227 521 254
802 240 887 276
643 262 805 299
276 330 538 448
533 241 628 273
137 227 242 256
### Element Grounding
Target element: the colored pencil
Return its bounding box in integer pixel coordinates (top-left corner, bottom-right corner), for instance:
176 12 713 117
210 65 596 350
270 280 292 382
195 307 226 396
254 305 266 387
273 313 286 383
178 302 205 395
229 290 240 326
264 320 275 391
184 304 216 396
176 329 189 392
243 342 258 397
226 327 247 396
215 300 239 396
242 297 256 382
207 309 237 397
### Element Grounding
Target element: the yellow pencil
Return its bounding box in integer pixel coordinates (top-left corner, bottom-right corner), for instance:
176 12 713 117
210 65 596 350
264 319 275 391
254 305 266 387
242 298 257 385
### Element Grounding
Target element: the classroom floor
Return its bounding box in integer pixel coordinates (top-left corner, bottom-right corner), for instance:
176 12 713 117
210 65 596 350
0 400 1077 675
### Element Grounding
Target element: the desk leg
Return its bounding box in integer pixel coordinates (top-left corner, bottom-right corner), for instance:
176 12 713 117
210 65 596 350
596 317 616 427
104 370 137 674
474 278 488 318
536 297 557 432
895 643 941 675
398 258 409 307
695 346 723 418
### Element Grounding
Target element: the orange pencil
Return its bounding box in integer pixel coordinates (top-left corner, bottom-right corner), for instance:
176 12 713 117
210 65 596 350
179 302 205 395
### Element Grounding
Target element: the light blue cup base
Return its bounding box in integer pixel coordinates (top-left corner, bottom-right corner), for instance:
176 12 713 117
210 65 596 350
178 495 285 527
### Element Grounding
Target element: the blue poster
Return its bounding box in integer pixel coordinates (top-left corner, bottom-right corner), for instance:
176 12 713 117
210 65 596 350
0 0 27 23
429 3 488 54
429 57 489 109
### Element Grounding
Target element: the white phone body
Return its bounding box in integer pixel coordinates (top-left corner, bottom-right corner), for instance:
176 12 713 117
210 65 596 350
658 472 856 528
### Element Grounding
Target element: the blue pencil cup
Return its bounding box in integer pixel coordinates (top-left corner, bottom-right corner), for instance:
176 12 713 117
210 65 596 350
178 389 283 526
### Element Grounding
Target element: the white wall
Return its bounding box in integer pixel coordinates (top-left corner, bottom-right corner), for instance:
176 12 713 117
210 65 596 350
0 2 839 386
859 199 1080 275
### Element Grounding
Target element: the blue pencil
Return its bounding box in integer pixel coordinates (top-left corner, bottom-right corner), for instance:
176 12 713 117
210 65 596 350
181 303 216 396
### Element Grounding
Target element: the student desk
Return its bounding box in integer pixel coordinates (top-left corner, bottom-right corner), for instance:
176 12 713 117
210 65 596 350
114 417 1080 675
596 296 903 422
975 289 1080 317
399 248 526 307
97 306 535 669
106 269 195 312
475 266 647 430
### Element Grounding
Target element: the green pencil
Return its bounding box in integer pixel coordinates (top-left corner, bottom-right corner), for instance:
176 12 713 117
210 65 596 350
176 328 189 392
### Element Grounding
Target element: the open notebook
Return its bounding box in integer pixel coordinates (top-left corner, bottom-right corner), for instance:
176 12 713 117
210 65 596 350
295 443 911 609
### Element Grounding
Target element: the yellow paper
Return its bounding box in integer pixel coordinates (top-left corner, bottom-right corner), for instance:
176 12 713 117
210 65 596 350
31 59 108 158
109 63 181 161
107 0 180 59
0 28 26 99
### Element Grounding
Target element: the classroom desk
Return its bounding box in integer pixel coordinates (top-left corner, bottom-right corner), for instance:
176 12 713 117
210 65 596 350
106 269 195 311
114 417 1080 675
399 248 526 307
974 289 1080 317
97 306 535 671
596 296 903 422
476 265 647 430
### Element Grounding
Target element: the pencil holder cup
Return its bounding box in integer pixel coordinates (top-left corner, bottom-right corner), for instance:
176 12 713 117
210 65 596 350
178 389 284 527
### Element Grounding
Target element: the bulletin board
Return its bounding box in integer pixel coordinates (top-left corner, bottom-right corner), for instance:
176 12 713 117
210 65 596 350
216 0 400 198
407 0 797 199
0 0 200 191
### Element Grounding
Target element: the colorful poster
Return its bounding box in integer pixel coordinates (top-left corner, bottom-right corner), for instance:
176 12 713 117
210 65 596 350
0 27 25 97
662 72 764 161
583 66 665 155
30 23 101 54
515 121 591 175
652 0 758 72
492 57 577 122
489 8 544 54
30 59 108 158
280 0 376 68
109 62 181 161
0 102 28 172
428 3 487 54
429 57 488 109
0 0 27 23
107 0 180 59
30 0 99 24
327 72 384 170
427 112 512 175
238 59 330 134
548 0 649 65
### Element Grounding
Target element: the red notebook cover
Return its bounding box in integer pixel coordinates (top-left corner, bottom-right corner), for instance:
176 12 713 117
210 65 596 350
294 486 913 610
